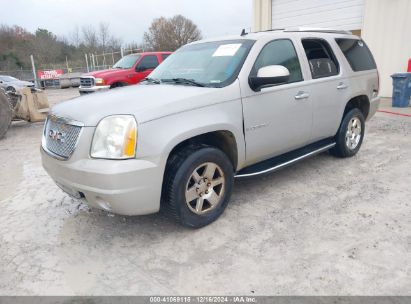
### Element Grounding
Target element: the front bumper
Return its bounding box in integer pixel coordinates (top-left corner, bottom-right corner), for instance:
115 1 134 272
79 85 110 94
41 148 164 215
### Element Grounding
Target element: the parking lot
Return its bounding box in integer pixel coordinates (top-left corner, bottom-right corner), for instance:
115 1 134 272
0 88 410 295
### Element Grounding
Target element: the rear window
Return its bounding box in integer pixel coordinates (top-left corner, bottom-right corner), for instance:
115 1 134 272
336 39 377 72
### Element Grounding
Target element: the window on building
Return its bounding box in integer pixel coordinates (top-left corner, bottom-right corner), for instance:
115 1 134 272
251 39 303 84
336 39 377 72
302 39 339 79
137 55 159 71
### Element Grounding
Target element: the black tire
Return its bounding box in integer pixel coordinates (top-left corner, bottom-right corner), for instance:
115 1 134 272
0 90 12 139
330 108 365 158
6 86 16 93
161 145 234 228
110 82 127 89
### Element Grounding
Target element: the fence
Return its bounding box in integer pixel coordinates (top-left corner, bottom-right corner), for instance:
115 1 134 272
0 47 144 88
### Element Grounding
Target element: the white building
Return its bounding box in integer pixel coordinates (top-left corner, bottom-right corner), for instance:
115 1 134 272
252 0 411 97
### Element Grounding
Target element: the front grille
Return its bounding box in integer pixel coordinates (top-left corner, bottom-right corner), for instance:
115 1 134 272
43 116 83 160
80 77 94 88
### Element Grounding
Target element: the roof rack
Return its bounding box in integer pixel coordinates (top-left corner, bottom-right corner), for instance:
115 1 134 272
284 27 352 35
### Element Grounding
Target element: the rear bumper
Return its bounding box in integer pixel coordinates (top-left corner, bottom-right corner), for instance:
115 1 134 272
367 96 380 121
41 147 164 215
79 85 110 94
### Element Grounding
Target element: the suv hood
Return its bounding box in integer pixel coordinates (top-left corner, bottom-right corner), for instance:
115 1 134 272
51 82 240 126
83 68 128 78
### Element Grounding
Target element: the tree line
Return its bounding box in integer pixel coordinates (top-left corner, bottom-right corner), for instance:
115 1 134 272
0 15 202 72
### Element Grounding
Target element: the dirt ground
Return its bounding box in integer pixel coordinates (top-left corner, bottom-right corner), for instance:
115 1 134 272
0 88 410 295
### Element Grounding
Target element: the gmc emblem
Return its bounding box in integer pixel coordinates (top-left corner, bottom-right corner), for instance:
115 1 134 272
49 130 65 143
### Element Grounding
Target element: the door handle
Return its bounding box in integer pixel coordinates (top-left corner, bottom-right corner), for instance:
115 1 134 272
294 91 310 100
337 83 348 90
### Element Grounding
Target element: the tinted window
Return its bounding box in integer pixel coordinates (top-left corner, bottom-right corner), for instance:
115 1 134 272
336 39 376 72
137 55 159 70
161 54 170 61
252 39 303 83
302 39 339 79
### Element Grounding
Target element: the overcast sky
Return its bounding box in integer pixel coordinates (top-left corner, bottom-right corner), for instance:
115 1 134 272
0 0 252 44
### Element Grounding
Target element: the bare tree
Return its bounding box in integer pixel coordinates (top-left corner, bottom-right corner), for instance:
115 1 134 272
82 25 99 52
69 25 81 47
143 15 202 51
98 22 110 52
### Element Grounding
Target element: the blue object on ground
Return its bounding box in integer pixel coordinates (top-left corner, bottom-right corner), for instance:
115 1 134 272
391 73 411 108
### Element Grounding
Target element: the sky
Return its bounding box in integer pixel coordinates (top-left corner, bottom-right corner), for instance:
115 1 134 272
0 0 252 44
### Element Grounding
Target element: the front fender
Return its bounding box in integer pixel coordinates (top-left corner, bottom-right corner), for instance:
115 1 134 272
137 98 246 171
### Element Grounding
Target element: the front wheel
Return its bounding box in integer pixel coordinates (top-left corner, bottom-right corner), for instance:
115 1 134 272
330 108 365 158
161 145 234 228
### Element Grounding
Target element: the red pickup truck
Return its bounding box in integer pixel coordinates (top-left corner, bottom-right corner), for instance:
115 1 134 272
79 51 172 94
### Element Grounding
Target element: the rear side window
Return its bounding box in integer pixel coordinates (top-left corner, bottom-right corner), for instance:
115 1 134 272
137 55 159 70
336 39 377 72
302 39 339 79
251 39 303 83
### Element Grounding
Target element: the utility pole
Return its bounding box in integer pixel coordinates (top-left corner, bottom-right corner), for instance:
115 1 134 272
30 55 39 88
85 53 89 72
65 56 70 73
92 54 96 70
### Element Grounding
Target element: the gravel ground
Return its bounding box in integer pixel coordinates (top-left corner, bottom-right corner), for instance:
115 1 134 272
0 89 410 295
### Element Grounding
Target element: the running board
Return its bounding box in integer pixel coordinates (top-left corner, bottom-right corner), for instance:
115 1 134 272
235 138 336 178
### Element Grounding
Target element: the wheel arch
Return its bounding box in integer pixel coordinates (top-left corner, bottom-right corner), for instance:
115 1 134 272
109 81 129 88
343 95 370 120
165 130 239 171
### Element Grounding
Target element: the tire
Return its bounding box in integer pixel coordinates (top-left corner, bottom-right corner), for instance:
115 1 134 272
110 82 127 89
330 108 365 158
161 145 234 228
6 86 16 93
0 90 12 139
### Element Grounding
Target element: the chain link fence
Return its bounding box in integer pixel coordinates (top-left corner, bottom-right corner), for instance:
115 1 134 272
0 47 143 88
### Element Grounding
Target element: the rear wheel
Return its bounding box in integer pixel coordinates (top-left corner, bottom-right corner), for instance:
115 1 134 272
161 145 234 228
330 108 365 158
0 90 12 139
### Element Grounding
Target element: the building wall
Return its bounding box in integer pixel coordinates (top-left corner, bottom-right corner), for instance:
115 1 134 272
271 0 364 30
252 0 272 31
362 0 411 97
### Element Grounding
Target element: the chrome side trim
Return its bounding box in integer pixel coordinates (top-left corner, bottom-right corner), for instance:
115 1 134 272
235 143 336 178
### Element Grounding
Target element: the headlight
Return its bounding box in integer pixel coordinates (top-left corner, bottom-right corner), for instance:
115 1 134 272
95 78 105 85
91 115 137 159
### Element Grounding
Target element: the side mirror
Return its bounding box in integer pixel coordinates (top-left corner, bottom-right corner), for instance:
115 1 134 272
249 65 290 91
0 80 3 84
136 66 147 72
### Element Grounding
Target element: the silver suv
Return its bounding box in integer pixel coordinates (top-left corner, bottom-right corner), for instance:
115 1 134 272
41 28 380 228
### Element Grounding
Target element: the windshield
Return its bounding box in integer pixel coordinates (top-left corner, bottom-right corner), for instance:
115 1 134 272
113 54 141 69
149 39 255 88
0 76 18 82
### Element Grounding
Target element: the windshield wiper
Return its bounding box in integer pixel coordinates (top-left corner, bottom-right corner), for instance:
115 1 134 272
143 77 161 84
162 78 206 87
